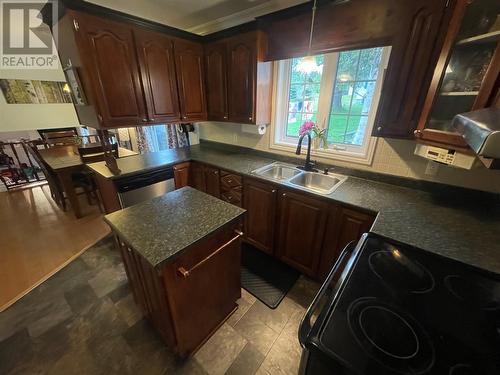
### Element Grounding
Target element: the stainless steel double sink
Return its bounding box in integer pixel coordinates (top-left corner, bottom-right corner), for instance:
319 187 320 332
251 162 346 195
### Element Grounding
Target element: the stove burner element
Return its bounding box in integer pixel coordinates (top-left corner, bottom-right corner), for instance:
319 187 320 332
348 297 435 374
369 249 435 293
359 305 419 359
449 364 473 375
445 275 500 311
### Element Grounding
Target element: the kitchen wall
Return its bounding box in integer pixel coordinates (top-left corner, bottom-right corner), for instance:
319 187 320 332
197 122 500 194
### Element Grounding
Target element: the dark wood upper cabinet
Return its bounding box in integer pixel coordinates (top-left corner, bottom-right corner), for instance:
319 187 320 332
318 206 374 280
261 0 452 138
276 190 328 278
204 166 221 198
135 28 181 124
174 39 207 122
72 11 146 127
205 42 228 121
204 31 272 125
227 35 255 123
415 0 500 149
243 178 277 255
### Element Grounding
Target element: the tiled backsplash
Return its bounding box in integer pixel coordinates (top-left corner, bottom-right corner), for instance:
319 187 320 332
197 122 500 194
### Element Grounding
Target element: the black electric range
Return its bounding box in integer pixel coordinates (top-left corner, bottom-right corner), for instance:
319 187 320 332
299 233 500 375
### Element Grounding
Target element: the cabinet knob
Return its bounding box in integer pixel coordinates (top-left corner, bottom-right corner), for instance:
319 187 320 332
214 170 218 175
377 126 382 132
282 192 286 197
271 189 276 193
227 179 232 183
142 118 147 122
248 117 253 121
149 117 154 122
224 115 228 119
183 116 187 120
227 195 232 201
414 129 423 138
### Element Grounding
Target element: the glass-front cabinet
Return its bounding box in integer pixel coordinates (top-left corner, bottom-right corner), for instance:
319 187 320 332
416 0 500 149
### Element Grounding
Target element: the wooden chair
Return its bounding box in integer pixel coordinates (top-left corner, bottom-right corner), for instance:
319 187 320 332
43 131 78 147
26 141 67 209
78 142 118 164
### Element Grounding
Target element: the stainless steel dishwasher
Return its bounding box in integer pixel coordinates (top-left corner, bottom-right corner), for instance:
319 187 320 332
115 167 175 208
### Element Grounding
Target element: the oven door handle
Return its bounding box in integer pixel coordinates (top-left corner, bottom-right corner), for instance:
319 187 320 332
299 241 357 347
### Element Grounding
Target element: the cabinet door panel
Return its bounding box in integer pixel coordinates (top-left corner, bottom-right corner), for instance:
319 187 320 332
227 38 255 123
189 162 206 192
135 29 180 123
243 178 277 255
75 12 146 127
205 42 228 121
174 40 207 122
204 166 220 198
318 207 374 279
173 162 190 189
277 191 328 277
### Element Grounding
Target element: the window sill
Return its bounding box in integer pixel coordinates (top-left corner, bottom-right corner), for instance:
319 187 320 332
269 139 377 166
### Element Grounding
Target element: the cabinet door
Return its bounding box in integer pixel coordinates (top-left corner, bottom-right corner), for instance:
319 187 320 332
227 35 256 124
277 190 328 277
73 12 146 127
243 178 277 255
174 40 207 122
415 0 500 148
189 162 206 192
173 162 190 189
318 206 374 279
135 29 181 124
204 166 220 198
205 42 228 121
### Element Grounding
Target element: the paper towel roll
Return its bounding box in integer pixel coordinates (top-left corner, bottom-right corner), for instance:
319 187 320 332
241 124 267 135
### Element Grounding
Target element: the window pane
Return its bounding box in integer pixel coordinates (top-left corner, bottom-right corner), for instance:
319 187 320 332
336 50 360 82
327 114 348 143
351 81 376 115
345 116 368 145
291 55 324 84
287 112 302 137
358 48 383 80
332 82 353 114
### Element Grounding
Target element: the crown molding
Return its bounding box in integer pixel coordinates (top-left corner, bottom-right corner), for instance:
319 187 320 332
186 0 308 36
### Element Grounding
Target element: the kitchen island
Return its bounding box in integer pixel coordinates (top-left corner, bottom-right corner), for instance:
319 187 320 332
104 187 246 357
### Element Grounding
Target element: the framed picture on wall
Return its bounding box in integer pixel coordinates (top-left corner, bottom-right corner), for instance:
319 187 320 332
63 66 87 105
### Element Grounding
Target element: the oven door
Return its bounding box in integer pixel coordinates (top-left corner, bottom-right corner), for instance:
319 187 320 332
298 238 364 375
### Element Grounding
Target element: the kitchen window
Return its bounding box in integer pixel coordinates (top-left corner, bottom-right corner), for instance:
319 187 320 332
271 46 391 164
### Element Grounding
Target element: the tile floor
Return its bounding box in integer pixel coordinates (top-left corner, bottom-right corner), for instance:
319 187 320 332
0 236 320 375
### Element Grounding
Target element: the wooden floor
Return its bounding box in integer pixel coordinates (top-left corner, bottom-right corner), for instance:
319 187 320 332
0 184 110 312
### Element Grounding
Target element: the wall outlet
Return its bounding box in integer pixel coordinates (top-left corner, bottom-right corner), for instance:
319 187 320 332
425 160 439 176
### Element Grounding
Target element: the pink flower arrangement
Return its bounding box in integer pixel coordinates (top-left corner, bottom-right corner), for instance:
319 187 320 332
298 120 329 149
299 120 315 137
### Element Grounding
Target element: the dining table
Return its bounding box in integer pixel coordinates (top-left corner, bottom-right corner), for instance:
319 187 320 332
37 144 137 218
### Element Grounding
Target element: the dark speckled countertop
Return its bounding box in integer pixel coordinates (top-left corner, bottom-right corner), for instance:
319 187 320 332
104 187 245 268
90 143 500 275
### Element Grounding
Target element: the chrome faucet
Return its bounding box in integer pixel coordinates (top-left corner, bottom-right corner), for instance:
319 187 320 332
295 132 318 172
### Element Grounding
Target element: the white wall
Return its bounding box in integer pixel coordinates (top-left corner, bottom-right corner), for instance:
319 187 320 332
197 121 500 194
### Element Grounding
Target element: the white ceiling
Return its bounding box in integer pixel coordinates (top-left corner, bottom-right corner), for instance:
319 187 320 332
84 0 308 35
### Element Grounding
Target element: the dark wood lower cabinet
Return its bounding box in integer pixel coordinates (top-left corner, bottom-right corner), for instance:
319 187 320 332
189 162 206 192
243 178 277 255
318 206 375 279
204 166 220 198
276 190 329 278
173 162 190 189
115 222 241 357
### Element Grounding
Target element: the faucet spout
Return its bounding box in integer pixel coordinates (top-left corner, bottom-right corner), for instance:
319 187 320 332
296 132 316 172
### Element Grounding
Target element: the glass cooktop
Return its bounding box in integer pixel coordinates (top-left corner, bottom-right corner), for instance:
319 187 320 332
317 235 500 374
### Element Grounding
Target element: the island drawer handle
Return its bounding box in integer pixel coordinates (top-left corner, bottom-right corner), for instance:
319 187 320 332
177 230 244 278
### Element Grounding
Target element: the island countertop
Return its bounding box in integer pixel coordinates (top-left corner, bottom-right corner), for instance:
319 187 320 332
104 186 246 268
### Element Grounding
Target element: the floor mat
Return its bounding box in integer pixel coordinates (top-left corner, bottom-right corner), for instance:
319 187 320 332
241 242 300 309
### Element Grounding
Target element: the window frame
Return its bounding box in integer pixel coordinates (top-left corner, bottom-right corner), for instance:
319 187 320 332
270 46 391 165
